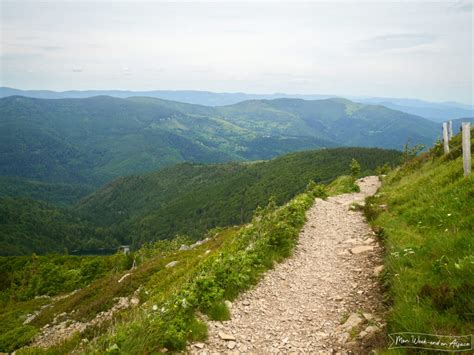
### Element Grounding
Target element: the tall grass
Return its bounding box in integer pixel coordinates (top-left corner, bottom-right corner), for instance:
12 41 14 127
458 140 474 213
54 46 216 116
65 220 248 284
365 131 473 353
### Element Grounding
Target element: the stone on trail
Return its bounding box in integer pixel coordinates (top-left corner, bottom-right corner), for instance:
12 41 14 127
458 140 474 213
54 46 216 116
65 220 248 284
373 265 384 276
359 330 368 338
337 332 350 344
340 313 364 331
362 312 374 321
218 331 236 341
365 325 380 334
350 245 374 254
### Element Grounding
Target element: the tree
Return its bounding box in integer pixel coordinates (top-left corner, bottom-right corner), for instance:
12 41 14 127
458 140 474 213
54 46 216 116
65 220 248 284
350 158 361 179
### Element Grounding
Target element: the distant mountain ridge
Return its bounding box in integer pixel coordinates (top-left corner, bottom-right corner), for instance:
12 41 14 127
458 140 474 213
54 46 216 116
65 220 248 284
1 95 438 188
1 86 472 122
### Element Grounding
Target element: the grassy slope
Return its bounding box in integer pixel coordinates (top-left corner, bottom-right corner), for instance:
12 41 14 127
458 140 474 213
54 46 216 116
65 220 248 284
365 129 473 351
5 181 326 353
0 253 133 352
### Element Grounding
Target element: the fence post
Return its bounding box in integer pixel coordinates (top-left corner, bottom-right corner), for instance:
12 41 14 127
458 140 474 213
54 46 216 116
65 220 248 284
462 122 471 177
448 120 453 140
443 122 449 154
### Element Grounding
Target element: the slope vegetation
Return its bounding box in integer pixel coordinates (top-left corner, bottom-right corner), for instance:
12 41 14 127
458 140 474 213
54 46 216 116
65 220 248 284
2 179 323 353
0 147 401 255
365 128 473 350
76 148 401 248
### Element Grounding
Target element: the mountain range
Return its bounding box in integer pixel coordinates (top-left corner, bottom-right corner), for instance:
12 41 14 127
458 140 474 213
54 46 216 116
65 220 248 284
1 87 472 122
0 95 439 190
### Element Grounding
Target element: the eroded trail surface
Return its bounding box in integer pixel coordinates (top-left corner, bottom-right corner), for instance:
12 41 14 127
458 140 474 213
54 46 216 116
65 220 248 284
190 176 386 354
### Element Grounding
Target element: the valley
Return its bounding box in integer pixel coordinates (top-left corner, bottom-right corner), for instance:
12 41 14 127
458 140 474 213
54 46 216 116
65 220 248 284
1 95 437 189
0 94 471 354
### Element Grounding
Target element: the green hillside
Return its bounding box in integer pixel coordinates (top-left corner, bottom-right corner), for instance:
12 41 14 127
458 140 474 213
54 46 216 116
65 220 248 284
1 96 436 191
0 177 93 207
0 147 401 255
0 96 242 186
0 197 119 256
76 147 401 248
365 128 473 350
1 177 323 353
217 98 439 148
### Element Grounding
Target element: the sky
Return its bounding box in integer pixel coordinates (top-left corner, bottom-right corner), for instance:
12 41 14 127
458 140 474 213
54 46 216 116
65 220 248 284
1 0 473 104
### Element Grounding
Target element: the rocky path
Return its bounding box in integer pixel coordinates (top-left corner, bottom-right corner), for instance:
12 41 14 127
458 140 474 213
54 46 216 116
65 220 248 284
190 176 386 354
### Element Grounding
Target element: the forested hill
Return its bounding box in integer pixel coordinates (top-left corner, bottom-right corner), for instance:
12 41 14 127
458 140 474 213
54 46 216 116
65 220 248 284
1 95 436 189
217 98 439 148
0 147 401 255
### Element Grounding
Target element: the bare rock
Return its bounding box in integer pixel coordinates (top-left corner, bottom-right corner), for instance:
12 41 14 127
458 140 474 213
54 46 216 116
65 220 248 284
179 245 190 251
337 332 350 344
165 261 178 268
117 273 131 283
365 325 380 334
359 330 368 339
362 312 374 321
227 341 237 349
350 245 374 254
218 331 236 341
194 342 205 349
364 238 375 245
340 313 364 331
373 265 384 276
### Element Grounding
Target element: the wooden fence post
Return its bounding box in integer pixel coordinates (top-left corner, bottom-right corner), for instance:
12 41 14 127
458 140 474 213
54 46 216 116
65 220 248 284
462 122 471 177
448 120 453 140
443 122 449 154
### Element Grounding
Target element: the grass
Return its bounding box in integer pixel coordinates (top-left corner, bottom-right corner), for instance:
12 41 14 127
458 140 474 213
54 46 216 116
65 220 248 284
13 182 326 354
365 130 473 353
207 301 231 321
326 175 360 195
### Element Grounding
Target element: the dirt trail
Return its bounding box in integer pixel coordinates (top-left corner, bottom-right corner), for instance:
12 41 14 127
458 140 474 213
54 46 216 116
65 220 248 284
190 176 386 354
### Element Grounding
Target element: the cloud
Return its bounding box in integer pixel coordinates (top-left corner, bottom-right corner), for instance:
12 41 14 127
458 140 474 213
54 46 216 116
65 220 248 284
40 46 64 52
72 66 83 73
356 33 438 52
450 1 473 12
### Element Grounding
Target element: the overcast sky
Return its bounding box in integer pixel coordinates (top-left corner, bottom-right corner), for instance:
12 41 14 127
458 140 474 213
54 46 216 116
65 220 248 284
1 0 473 104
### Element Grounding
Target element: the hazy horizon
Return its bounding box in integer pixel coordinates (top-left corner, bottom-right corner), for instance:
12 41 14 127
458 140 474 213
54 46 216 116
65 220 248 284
1 0 473 105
